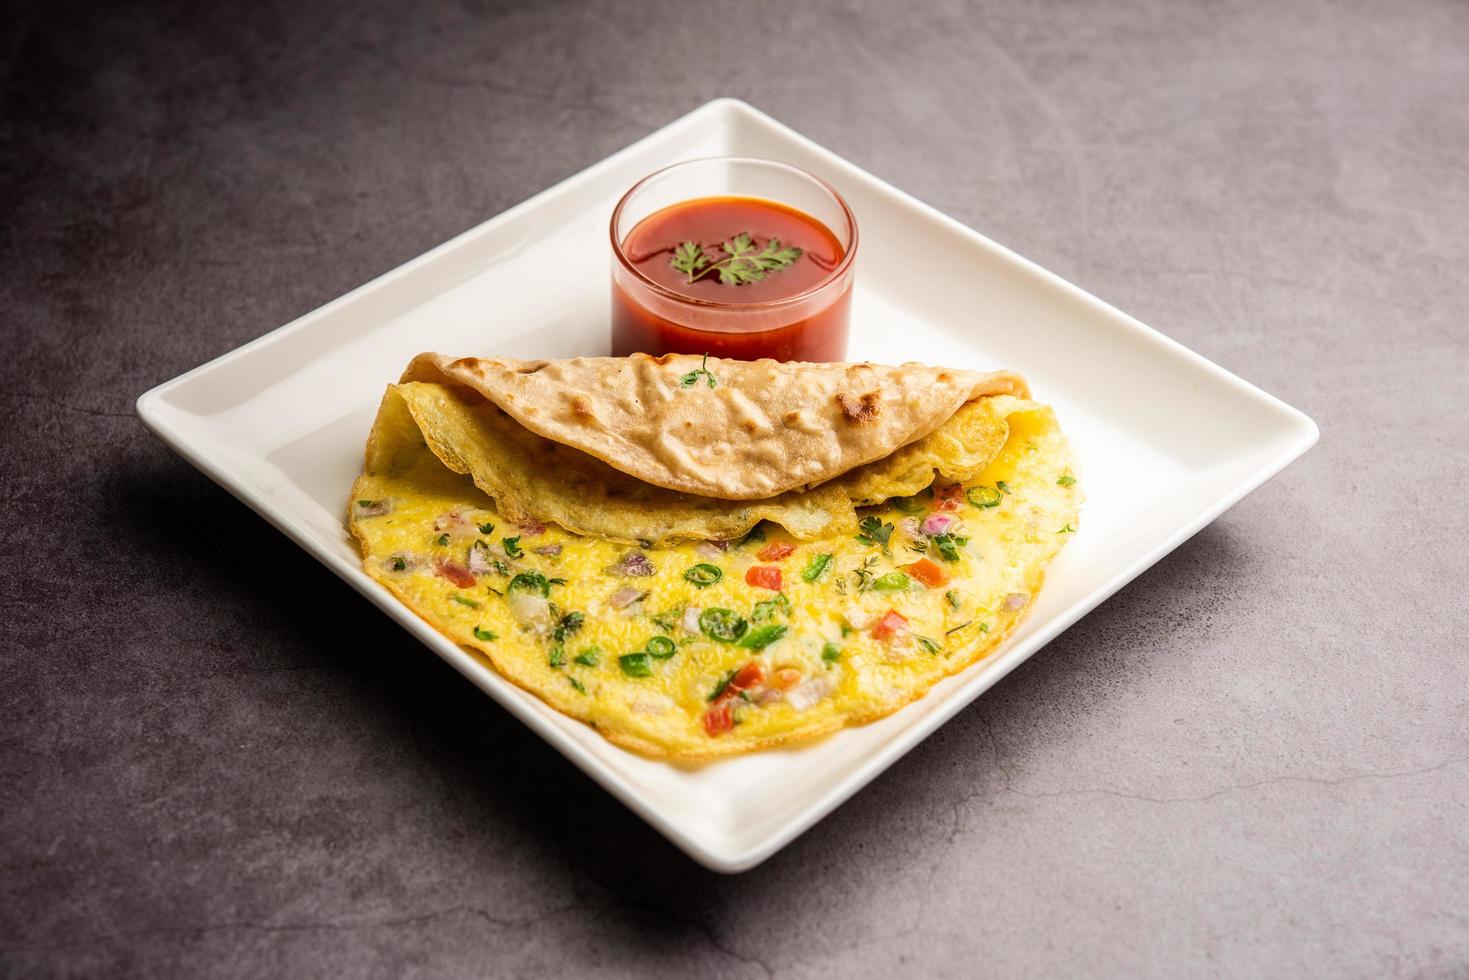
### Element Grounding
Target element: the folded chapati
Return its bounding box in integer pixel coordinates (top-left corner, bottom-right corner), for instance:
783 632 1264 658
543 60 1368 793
400 352 1029 500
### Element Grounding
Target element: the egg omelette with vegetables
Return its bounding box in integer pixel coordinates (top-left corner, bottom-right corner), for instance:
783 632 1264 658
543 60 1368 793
349 352 1080 759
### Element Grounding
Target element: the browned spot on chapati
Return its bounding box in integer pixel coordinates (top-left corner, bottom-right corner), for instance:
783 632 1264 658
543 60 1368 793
837 391 882 424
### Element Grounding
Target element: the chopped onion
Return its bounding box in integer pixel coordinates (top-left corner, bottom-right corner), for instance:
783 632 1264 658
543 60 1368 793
695 540 728 558
381 552 417 574
842 604 877 630
516 521 547 537
467 540 498 573
785 677 833 711
532 544 563 557
608 586 645 609
607 551 655 577
632 695 674 715
1003 592 1029 611
681 605 702 633
921 513 956 536
755 688 784 706
355 499 392 518
899 517 922 538
507 591 551 629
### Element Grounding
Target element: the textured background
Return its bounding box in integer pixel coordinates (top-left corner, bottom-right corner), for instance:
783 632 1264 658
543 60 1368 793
3 0 1467 976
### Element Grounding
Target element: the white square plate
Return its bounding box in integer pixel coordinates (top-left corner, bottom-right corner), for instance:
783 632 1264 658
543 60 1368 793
137 98 1317 872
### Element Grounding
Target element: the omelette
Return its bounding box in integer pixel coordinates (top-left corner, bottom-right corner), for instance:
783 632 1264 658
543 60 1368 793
350 353 1080 759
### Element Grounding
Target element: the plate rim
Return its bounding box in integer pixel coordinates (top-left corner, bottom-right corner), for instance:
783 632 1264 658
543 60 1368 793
136 97 1318 872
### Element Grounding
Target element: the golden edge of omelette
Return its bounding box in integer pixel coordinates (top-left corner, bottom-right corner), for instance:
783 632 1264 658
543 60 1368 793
349 387 1081 761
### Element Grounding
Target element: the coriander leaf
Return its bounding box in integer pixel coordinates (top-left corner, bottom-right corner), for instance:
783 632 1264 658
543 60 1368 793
1056 474 1076 487
931 533 962 562
678 352 718 389
552 611 584 643
856 515 894 553
502 536 523 558
671 241 709 280
752 593 790 623
508 571 551 596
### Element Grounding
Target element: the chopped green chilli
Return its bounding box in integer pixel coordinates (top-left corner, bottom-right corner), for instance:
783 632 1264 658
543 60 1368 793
473 626 497 642
966 486 1002 509
619 653 653 678
435 533 450 546
873 571 911 591
892 491 931 514
646 636 676 659
574 647 600 667
451 594 480 608
916 635 941 654
548 645 566 667
821 641 842 664
1056 474 1076 487
700 608 749 643
708 669 738 701
738 624 788 650
568 677 587 694
944 589 962 609
801 553 833 582
684 563 723 588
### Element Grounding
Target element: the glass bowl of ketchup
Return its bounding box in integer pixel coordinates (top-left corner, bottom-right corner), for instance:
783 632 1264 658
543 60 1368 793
610 157 857 362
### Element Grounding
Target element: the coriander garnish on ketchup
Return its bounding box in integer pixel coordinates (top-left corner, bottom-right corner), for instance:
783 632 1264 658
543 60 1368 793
610 158 857 362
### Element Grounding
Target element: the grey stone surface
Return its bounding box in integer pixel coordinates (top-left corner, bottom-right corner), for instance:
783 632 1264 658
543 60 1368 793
3 0 1466 975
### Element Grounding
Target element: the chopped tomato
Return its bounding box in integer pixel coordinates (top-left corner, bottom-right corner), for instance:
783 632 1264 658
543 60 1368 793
757 541 795 562
905 557 950 589
712 661 766 712
933 483 964 511
731 662 765 692
745 565 783 591
772 668 802 690
872 609 909 641
703 701 734 736
435 560 476 588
